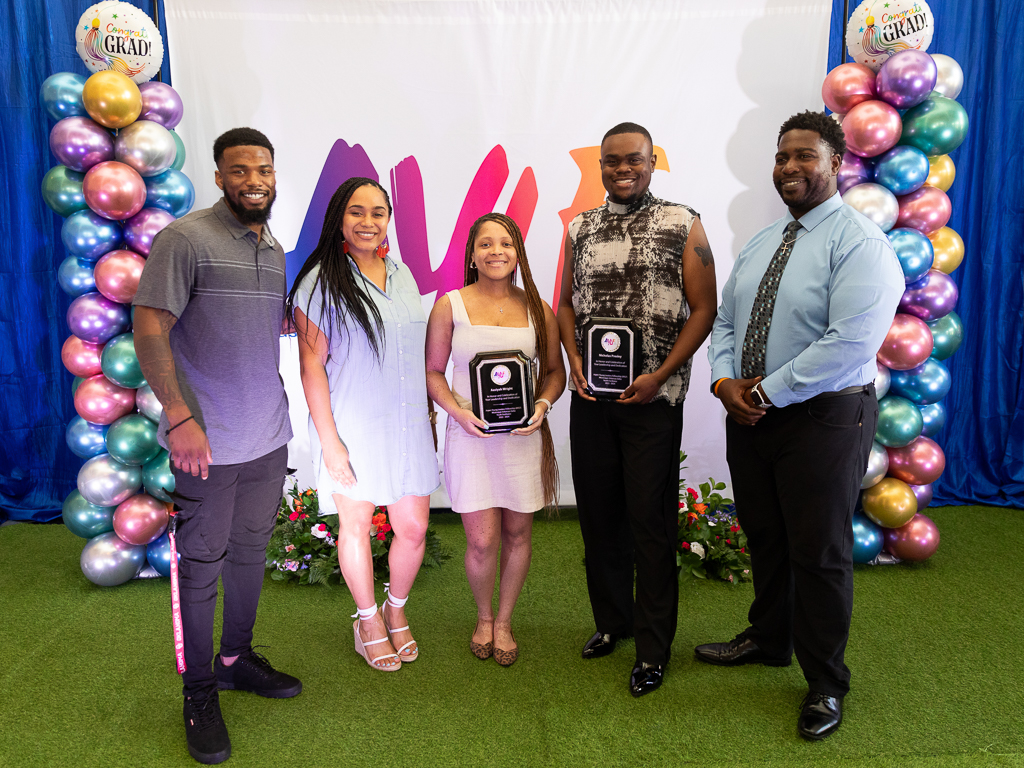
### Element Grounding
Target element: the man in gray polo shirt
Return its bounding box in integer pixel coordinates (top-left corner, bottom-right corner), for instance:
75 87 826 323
134 127 300 766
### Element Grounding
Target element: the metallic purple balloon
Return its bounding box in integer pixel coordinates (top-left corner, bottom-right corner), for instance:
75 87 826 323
66 291 131 344
910 483 933 510
898 269 959 322
49 117 115 173
138 82 184 129
838 152 872 195
876 50 938 110
123 207 176 256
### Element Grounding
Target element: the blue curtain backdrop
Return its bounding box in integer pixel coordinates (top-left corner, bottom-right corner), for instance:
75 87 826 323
0 0 170 522
830 0 1024 507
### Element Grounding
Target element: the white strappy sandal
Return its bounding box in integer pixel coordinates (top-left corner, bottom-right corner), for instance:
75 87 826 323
352 609 402 672
382 583 419 662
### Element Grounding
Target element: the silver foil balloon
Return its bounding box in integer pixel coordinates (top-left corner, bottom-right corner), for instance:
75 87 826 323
77 454 142 507
931 54 964 100
861 441 890 489
875 361 891 400
841 183 899 232
80 531 147 587
114 120 177 177
136 384 164 423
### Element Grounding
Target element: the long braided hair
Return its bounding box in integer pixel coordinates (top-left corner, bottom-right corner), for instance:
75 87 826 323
464 213 559 510
286 178 391 360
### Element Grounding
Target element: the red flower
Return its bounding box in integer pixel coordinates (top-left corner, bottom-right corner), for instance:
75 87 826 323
288 511 299 521
376 532 386 541
740 547 746 553
299 513 308 520
678 501 685 509
730 525 740 533
381 523 392 533
726 539 731 545
687 488 698 500
681 541 691 550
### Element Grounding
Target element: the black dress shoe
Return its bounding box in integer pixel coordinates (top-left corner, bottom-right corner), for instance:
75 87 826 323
629 662 664 697
798 691 843 740
581 631 631 660
693 633 791 667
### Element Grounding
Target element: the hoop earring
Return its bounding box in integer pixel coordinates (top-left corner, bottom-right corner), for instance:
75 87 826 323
469 261 477 270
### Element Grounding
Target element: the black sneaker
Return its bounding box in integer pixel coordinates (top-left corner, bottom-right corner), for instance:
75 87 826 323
215 647 302 699
183 688 231 765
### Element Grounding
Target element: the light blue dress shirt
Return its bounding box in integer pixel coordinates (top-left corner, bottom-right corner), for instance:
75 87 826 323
708 193 904 408
295 256 440 507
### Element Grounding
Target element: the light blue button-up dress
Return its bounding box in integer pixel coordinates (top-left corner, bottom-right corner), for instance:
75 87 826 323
294 257 440 508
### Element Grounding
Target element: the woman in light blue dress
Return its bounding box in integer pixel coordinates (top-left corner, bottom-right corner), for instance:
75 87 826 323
288 177 439 672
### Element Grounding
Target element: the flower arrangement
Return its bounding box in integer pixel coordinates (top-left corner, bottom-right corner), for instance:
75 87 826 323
266 482 450 586
678 451 752 584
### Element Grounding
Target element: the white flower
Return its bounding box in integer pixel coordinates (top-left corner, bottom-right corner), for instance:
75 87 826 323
690 542 706 560
311 524 329 540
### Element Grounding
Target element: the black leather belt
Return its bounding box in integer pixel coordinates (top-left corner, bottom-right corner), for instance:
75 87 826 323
808 383 874 401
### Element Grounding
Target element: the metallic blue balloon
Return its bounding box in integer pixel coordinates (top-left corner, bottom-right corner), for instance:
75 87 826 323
57 256 97 297
888 228 934 285
146 532 178 577
927 311 964 360
919 401 947 438
872 145 930 196
66 416 110 459
852 512 884 564
144 169 195 218
40 72 88 121
61 209 122 262
62 489 115 539
889 358 952 406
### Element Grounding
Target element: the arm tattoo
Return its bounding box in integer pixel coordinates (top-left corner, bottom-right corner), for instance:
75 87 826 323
695 242 714 268
135 310 188 414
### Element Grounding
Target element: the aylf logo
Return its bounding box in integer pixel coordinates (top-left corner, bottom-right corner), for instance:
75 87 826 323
601 332 621 353
490 365 512 386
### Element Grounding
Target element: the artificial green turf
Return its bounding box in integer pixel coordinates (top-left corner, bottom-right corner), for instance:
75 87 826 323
1 506 1022 768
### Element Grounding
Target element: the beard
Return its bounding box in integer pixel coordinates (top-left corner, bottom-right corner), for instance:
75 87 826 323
224 187 276 225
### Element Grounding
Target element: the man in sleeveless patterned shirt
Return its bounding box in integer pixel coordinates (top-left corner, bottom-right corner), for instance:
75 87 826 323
556 122 719 697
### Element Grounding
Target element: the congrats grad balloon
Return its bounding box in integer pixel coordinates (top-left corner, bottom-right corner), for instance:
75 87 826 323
76 1 164 84
846 0 934 73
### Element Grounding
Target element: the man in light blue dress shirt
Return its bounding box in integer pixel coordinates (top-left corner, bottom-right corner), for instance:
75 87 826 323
697 111 904 740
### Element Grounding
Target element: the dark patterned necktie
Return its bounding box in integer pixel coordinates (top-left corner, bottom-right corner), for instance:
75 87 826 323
740 221 802 379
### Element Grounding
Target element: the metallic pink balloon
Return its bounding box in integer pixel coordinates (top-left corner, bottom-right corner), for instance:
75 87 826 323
839 152 872 195
842 100 903 158
910 483 933 510
66 291 130 344
74 373 136 425
83 161 147 221
138 82 184 129
822 63 877 114
49 116 115 173
896 186 952 235
123 208 175 256
61 335 104 377
94 249 147 304
876 50 938 110
113 493 170 546
883 513 940 561
886 436 946 486
876 313 933 371
899 269 959 322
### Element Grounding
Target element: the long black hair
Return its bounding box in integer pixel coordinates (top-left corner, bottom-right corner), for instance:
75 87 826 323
286 177 392 360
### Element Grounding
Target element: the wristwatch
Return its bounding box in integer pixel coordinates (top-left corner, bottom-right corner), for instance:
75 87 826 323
750 382 773 409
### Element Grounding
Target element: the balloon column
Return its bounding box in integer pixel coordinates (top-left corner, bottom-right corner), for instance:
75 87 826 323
825 1 966 565
43 3 191 586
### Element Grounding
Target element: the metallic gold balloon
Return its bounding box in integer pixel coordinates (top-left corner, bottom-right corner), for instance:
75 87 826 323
883 513 940 561
861 477 918 528
82 71 142 129
928 226 964 274
113 493 169 546
62 489 115 539
80 531 146 586
925 155 955 192
106 413 160 466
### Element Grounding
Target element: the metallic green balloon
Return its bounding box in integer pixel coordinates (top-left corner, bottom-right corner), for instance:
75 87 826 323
100 332 146 389
170 129 186 172
142 448 175 503
62 489 115 539
927 311 964 361
900 94 969 157
72 375 84 395
875 395 924 448
41 165 88 217
106 413 161 466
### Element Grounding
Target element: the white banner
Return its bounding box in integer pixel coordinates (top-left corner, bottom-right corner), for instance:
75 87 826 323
165 0 832 505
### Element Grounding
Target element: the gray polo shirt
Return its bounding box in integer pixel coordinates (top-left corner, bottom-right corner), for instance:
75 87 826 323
133 198 292 465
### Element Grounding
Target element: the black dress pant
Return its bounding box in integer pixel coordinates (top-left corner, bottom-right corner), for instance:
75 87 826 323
570 393 684 666
726 389 877 698
171 444 289 695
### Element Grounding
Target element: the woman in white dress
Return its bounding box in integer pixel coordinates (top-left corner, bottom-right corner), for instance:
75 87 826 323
425 213 565 666
288 177 439 672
